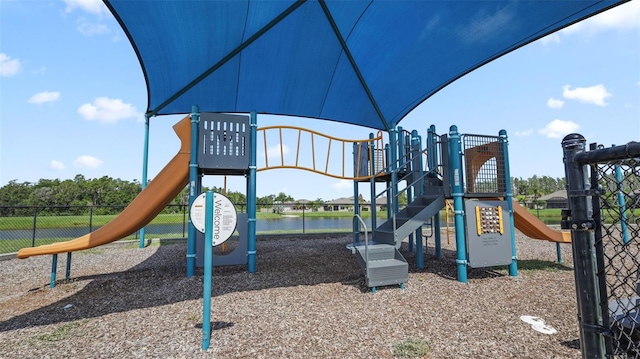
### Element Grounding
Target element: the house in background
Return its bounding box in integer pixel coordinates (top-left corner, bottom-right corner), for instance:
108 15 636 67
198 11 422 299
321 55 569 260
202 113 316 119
324 197 357 212
539 190 568 209
323 196 387 212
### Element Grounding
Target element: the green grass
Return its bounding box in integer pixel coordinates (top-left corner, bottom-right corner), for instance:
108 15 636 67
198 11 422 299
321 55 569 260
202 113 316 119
516 259 572 272
33 321 82 343
494 259 572 273
392 338 431 358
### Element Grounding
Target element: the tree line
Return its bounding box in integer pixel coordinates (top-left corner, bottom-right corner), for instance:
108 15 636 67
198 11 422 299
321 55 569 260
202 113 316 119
511 175 566 200
0 175 318 216
0 174 567 216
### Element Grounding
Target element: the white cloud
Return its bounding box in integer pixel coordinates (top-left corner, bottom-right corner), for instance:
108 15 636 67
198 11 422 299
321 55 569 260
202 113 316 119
64 0 109 17
538 119 580 139
28 91 61 105
547 98 564 109
0 53 21 77
562 84 612 106
49 160 66 170
539 33 560 45
73 155 103 169
77 19 110 36
515 129 533 137
331 180 352 191
32 66 47 75
266 144 290 160
77 97 142 124
562 1 640 35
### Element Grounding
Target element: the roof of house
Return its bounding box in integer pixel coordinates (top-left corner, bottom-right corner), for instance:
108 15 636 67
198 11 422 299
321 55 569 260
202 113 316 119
539 190 567 201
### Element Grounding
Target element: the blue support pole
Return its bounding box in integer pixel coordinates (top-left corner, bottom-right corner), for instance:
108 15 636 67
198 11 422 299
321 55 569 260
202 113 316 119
407 184 414 252
369 133 377 235
353 181 360 243
50 254 58 288
389 128 399 215
139 114 151 248
556 243 563 264
428 125 442 258
412 131 424 269
65 252 72 280
448 126 467 283
202 191 214 350
499 129 518 277
187 106 200 278
403 126 413 252
247 111 257 273
614 161 630 243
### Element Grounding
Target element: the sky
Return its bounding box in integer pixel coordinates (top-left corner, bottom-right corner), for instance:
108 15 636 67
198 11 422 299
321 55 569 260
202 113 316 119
1 0 639 202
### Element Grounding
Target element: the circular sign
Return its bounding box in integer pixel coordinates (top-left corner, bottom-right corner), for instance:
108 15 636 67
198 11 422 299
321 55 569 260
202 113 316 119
190 192 238 246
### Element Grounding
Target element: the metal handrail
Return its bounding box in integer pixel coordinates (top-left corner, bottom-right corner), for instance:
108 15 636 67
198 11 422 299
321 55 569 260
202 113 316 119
352 214 369 278
369 142 440 244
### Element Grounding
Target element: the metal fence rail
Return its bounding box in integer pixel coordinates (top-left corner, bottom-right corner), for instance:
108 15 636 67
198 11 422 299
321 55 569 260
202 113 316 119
563 135 640 358
0 204 191 255
0 202 386 255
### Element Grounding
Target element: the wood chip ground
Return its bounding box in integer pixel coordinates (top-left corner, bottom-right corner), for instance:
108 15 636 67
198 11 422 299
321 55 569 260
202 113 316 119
0 231 582 358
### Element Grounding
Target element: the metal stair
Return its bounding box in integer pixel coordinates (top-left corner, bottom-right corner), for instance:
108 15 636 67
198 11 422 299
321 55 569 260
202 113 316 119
374 191 445 247
350 130 446 291
351 186 445 291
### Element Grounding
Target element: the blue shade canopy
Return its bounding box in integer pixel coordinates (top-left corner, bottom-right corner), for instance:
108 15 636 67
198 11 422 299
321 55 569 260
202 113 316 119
105 0 627 131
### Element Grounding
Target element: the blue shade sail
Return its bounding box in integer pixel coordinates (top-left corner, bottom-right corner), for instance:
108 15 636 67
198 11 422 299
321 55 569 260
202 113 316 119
105 0 628 131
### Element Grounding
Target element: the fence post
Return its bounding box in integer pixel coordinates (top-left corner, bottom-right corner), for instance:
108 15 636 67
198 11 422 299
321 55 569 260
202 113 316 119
561 133 605 358
89 206 94 233
31 206 38 247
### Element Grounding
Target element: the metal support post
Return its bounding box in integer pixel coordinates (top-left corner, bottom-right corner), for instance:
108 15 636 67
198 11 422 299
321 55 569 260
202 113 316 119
427 125 443 258
139 114 150 248
448 126 467 283
412 130 424 268
50 254 58 288
202 191 214 350
614 161 629 243
499 130 518 277
561 133 605 358
353 182 360 244
65 252 72 279
187 106 200 277
247 111 258 273
369 133 377 233
556 243 563 264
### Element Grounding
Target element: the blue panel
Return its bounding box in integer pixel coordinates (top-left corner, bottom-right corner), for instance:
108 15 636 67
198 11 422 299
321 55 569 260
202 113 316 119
322 53 382 129
324 0 371 37
236 2 341 116
105 0 627 130
243 1 298 42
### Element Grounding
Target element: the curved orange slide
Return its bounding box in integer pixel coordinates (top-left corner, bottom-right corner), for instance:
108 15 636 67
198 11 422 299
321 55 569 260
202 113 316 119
512 201 571 243
18 116 191 259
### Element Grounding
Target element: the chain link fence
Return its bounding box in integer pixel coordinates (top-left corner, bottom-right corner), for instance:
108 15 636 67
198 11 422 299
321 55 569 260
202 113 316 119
563 136 640 358
0 202 387 255
0 204 191 255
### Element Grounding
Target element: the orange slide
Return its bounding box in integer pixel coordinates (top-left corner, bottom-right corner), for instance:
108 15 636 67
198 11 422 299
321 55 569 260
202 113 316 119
17 116 192 259
512 200 571 244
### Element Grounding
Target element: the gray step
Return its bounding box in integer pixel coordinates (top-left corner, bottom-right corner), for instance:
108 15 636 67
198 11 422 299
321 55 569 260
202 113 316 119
374 193 445 246
353 246 409 288
351 243 396 261
365 257 408 287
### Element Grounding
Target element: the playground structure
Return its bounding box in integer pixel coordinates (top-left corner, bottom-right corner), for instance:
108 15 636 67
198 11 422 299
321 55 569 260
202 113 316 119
17 111 572 290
